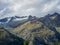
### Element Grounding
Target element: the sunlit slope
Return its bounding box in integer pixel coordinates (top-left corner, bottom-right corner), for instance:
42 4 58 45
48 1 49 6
12 20 60 45
13 21 42 32
56 27 60 33
12 21 44 38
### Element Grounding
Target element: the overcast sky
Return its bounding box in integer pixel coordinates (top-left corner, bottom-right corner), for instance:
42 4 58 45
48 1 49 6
0 0 60 18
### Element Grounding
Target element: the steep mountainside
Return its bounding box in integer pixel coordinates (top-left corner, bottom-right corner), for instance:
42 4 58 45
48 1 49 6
12 16 60 45
0 28 24 45
0 16 28 29
39 13 60 27
0 13 60 45
39 13 60 34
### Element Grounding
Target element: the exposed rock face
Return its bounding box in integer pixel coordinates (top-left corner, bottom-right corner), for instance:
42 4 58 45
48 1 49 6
0 16 28 29
39 13 60 27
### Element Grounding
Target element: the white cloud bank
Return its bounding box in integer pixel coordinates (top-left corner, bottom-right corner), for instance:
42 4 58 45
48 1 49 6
0 0 60 18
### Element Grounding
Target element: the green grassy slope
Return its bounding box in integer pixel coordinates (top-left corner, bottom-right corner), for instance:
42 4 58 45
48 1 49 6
12 20 60 45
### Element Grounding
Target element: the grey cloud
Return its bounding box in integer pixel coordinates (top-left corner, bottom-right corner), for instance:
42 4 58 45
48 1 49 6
0 0 60 18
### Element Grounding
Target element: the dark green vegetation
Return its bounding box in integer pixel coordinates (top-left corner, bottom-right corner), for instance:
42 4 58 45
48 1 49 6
0 28 25 45
0 13 60 45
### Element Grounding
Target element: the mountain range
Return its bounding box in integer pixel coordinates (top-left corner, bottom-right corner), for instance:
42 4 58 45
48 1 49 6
0 16 28 29
0 13 60 45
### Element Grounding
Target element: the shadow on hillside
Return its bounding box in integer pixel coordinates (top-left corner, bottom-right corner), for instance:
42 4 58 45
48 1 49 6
0 29 24 45
48 26 60 41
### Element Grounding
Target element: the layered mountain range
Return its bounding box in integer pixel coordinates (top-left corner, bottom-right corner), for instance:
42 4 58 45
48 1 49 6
0 16 28 29
0 13 60 45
